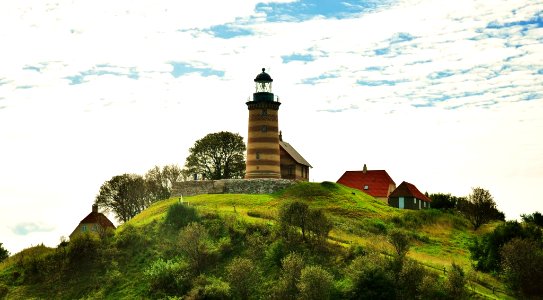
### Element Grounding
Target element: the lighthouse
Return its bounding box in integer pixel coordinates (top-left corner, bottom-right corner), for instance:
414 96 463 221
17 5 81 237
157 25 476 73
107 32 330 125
245 68 282 179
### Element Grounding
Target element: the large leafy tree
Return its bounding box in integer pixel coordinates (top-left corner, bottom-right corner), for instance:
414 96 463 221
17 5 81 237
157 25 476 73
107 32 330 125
95 173 150 223
184 131 246 180
458 187 502 230
144 166 171 201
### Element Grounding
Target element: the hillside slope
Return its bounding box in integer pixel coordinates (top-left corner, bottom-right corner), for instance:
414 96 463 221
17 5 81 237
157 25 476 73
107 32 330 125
0 181 512 299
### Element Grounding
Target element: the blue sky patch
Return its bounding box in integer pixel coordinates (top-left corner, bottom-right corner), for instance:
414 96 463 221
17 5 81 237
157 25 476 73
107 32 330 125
390 32 415 43
486 13 543 30
374 48 389 55
537 69 543 75
65 65 140 85
428 70 455 80
255 0 391 22
23 65 42 72
208 24 254 39
357 79 403 86
412 102 434 108
12 222 55 236
281 53 315 63
170 62 225 78
522 93 541 101
301 73 338 84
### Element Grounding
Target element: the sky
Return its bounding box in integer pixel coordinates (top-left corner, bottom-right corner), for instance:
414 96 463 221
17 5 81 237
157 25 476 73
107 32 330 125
1 0 542 254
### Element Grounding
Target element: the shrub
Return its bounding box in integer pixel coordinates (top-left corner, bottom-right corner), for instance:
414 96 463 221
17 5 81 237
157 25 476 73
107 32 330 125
165 202 200 230
501 238 543 297
445 263 467 299
388 229 411 258
189 275 231 300
179 222 213 273
264 239 286 270
272 252 304 300
67 233 101 264
115 224 146 250
226 257 259 300
469 220 541 272
144 258 190 296
397 259 427 299
297 265 334 300
0 283 8 298
346 253 395 300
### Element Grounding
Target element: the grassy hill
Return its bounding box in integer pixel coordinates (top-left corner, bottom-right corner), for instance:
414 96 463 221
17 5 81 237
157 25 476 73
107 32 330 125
0 181 513 299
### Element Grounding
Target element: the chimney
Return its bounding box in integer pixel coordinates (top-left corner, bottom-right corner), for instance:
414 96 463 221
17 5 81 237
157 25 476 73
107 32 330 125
279 130 283 141
92 204 98 213
363 164 367 174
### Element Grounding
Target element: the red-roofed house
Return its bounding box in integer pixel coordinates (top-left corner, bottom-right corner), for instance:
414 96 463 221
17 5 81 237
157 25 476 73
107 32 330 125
69 204 116 239
336 164 396 202
388 181 431 210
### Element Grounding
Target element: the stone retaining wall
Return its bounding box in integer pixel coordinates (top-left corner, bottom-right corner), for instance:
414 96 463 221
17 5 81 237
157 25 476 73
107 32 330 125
171 178 296 196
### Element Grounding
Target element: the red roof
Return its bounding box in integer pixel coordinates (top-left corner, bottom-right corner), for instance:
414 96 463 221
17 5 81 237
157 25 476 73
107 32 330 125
389 181 431 202
337 170 396 198
80 211 116 229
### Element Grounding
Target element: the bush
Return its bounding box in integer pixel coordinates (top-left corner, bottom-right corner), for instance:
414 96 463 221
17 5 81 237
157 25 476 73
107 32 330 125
188 275 231 300
226 257 259 300
264 239 287 270
445 263 467 299
388 229 411 258
297 265 334 300
469 220 542 272
144 258 190 296
397 259 427 299
273 252 305 300
67 233 101 264
346 253 395 300
179 222 213 273
165 202 200 230
501 238 543 297
115 224 146 250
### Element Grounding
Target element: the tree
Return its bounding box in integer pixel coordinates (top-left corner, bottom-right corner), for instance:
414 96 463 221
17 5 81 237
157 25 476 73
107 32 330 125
0 243 9 262
162 164 183 186
521 211 543 227
279 201 309 241
95 173 150 223
144 166 171 201
428 193 465 210
184 131 246 180
459 187 501 230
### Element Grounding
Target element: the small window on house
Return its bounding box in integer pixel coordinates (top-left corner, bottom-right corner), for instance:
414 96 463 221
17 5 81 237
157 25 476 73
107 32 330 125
261 125 268 132
424 202 426 207
261 109 267 116
256 152 260 159
92 225 97 231
82 225 87 232
414 198 416 204
288 165 294 175
364 185 369 190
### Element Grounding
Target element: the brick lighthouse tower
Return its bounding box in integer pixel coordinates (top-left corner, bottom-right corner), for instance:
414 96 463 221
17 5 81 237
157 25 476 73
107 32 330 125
245 68 281 179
